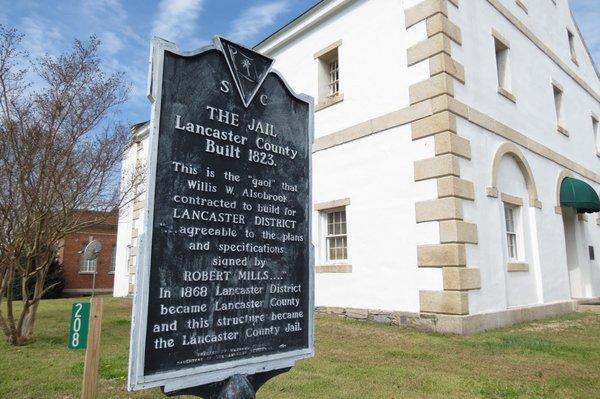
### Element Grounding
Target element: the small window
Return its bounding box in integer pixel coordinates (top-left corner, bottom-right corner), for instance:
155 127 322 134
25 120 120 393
80 241 97 273
553 84 565 130
567 29 577 64
324 208 347 262
110 245 116 273
494 36 512 93
504 205 519 261
316 42 342 108
592 116 599 155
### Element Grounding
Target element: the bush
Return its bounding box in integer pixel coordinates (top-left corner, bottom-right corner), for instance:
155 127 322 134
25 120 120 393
11 258 65 300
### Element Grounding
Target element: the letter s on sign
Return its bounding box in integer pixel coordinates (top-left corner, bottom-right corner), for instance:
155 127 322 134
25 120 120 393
220 80 231 93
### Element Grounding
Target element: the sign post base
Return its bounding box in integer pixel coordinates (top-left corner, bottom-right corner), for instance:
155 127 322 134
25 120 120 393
161 368 291 399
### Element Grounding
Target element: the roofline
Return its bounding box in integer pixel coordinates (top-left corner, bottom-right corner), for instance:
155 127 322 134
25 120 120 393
253 0 356 55
253 0 326 50
570 9 600 80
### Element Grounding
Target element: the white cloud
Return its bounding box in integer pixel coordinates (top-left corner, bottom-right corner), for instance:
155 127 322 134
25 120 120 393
79 0 151 114
20 16 62 58
81 0 145 47
152 0 204 44
101 31 125 55
229 1 289 44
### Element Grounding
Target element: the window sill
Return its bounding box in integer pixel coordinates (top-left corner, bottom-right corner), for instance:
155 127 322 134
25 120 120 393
557 125 569 136
79 271 97 275
497 87 516 103
507 262 529 272
515 0 528 14
108 271 115 275
316 93 344 112
316 264 352 273
571 56 579 67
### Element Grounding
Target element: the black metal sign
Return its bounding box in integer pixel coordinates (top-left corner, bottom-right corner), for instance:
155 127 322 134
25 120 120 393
128 37 314 393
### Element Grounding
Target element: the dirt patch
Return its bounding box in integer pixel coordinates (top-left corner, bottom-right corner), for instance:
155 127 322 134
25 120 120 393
519 319 588 332
578 304 600 313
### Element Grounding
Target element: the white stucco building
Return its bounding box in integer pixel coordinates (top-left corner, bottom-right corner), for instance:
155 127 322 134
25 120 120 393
115 0 600 333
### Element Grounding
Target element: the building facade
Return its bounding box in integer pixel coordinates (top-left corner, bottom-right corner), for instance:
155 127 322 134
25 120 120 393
115 0 600 333
58 211 118 296
114 122 150 297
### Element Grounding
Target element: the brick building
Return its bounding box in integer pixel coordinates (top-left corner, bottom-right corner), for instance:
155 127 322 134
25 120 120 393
58 211 118 296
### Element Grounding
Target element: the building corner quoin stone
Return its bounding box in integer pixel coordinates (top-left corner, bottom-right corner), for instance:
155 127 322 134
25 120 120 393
405 0 480 318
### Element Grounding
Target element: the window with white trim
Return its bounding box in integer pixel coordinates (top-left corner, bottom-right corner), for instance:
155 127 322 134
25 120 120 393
553 84 565 129
567 29 577 64
80 241 97 273
324 208 347 262
592 116 599 155
504 204 519 261
110 245 116 273
494 36 512 93
316 44 341 106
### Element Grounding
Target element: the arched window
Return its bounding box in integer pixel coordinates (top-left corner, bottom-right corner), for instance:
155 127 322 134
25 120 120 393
487 142 541 209
80 241 97 273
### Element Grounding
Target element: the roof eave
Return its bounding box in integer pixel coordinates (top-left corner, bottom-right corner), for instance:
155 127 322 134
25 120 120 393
254 0 356 56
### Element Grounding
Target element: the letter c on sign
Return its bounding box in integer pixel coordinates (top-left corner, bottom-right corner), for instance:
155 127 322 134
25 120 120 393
220 80 231 93
260 94 268 106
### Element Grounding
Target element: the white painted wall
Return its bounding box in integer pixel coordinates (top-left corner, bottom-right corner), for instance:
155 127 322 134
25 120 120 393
312 125 441 312
491 0 600 92
114 134 149 297
256 0 428 138
115 0 600 315
258 0 440 311
454 0 600 174
454 0 600 313
462 119 600 314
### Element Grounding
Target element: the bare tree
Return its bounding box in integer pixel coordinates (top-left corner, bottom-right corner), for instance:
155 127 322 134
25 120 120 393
0 25 140 345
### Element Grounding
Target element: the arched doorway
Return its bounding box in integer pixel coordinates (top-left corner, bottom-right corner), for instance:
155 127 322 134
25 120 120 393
489 143 541 308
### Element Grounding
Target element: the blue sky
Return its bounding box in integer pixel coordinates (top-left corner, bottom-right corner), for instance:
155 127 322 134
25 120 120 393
0 0 597 125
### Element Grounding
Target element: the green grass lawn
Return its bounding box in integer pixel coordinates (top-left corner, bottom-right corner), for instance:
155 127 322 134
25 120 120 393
1 297 599 398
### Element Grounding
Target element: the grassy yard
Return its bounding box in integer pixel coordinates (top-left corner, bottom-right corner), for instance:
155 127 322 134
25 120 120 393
1 297 599 398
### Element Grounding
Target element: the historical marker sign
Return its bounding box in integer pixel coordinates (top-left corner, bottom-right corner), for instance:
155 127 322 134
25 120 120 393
128 37 314 393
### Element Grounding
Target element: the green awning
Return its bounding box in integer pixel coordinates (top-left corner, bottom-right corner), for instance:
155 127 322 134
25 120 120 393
560 177 600 213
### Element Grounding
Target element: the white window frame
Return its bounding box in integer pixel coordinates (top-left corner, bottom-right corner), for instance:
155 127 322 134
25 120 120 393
319 207 348 264
80 241 97 273
592 115 599 156
567 28 577 64
552 82 566 130
110 245 116 273
328 58 339 97
314 40 342 109
503 204 521 262
494 38 511 92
